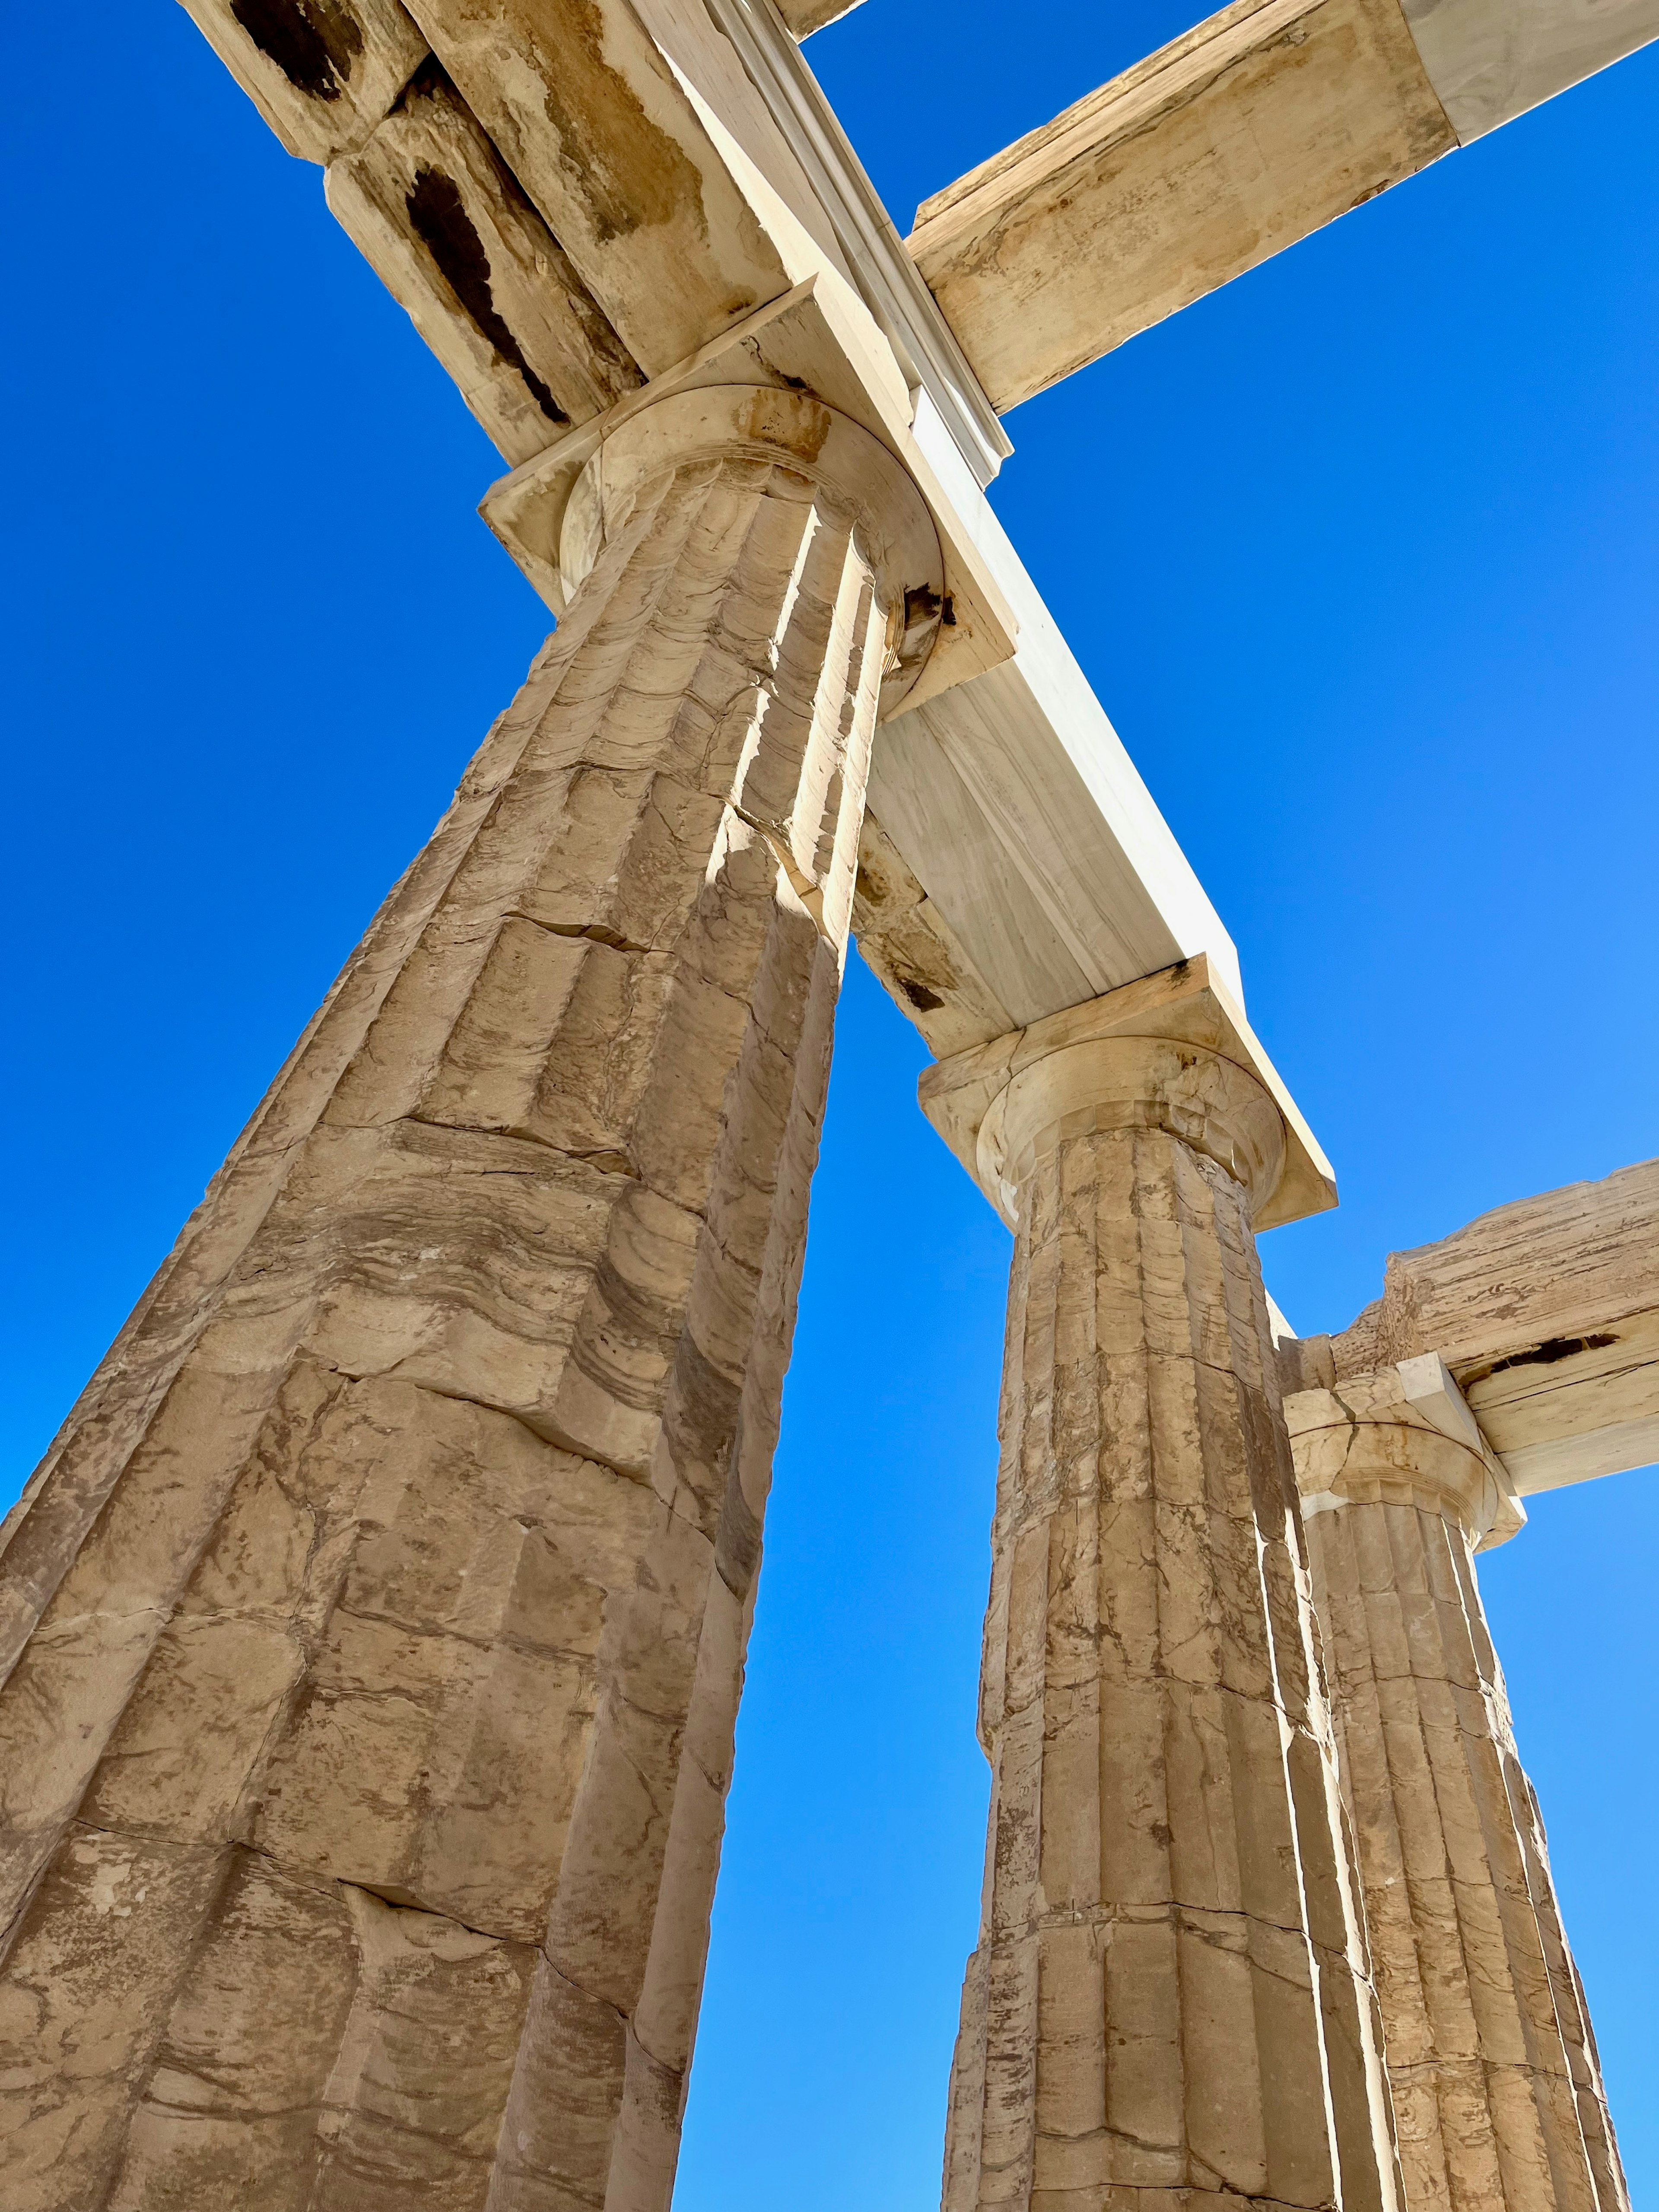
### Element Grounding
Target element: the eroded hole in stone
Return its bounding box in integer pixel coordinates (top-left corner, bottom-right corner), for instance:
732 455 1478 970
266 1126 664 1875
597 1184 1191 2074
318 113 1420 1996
231 0 363 101
1487 1331 1620 1376
405 165 570 427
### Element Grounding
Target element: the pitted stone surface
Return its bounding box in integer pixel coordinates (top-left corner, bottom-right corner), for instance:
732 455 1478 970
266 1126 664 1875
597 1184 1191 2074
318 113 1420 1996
938 1087 1399 2212
1288 1379 1630 2212
0 420 903 2209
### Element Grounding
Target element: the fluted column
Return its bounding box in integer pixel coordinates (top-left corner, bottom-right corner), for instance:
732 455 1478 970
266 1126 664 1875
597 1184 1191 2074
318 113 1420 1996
1285 1371 1630 2212
0 386 941 2212
922 967 1401 2212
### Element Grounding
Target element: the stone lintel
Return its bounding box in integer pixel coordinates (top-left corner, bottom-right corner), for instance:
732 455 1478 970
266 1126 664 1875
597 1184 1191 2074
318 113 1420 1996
917 952 1336 1232
1403 0 1659 140
178 0 430 166
909 0 1659 416
1303 1157 1659 1496
909 0 1456 414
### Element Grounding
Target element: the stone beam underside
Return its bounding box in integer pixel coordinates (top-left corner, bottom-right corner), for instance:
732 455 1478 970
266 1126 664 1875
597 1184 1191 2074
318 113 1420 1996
909 0 1659 414
1286 1157 1659 1495
177 0 1243 1058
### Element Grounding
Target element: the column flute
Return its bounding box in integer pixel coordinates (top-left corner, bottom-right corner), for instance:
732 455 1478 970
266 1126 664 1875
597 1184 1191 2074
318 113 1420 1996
0 385 941 2212
1285 1363 1629 2212
922 960 1402 2212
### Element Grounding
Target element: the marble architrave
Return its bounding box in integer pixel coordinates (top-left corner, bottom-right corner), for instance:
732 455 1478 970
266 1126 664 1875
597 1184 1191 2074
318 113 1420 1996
910 0 1659 414
0 388 936 2211
1309 1158 1659 1499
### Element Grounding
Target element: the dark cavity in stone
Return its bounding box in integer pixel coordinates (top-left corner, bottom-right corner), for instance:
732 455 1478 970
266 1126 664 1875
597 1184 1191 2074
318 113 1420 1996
406 167 569 427
231 0 364 102
1487 1332 1620 1376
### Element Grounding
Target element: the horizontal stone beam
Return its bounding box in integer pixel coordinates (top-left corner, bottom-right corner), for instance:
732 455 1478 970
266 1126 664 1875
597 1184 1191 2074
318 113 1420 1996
909 0 1659 414
774 0 864 33
178 0 1248 1061
1284 1157 1659 1495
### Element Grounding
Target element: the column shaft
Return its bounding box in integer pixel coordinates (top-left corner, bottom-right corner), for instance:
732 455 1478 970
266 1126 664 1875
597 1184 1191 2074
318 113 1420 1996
941 1096 1397 2212
0 397 921 2211
1289 1386 1630 2212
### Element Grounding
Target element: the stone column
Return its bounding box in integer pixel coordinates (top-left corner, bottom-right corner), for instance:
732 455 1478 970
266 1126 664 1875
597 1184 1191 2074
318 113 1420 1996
1285 1369 1630 2212
921 964 1402 2212
0 386 941 2212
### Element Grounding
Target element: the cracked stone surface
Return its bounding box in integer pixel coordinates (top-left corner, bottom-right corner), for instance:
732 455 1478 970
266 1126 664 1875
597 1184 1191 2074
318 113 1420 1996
1286 1379 1631 2212
938 1097 1401 2212
0 423 901 2209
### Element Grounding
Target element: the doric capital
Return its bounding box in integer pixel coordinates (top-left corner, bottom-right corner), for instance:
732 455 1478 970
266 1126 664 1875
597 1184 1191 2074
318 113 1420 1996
918 953 1335 1229
1285 1357 1526 1548
559 385 945 712
478 281 1022 716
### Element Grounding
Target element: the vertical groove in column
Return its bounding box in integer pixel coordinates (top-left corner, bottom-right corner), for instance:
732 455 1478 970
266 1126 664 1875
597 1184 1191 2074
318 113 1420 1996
946 1122 1395 2212
0 429 899 2212
1294 1402 1630 2212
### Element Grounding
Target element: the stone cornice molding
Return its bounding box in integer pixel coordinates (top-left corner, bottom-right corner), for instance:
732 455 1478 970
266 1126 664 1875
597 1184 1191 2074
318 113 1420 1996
558 383 945 714
1285 1360 1527 1548
918 952 1336 1230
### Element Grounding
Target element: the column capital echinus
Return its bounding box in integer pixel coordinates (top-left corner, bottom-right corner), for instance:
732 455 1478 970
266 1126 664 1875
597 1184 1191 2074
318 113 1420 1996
518 382 946 719
1286 1358 1528 1551
918 951 1336 1231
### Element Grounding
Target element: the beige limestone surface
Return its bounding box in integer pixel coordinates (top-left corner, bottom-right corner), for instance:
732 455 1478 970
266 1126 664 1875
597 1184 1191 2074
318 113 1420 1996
0 390 931 2209
772 0 865 33
925 966 1401 2212
910 0 1456 413
909 0 1659 413
327 57 646 467
179 0 430 164
1286 1373 1630 2212
1300 1158 1659 1495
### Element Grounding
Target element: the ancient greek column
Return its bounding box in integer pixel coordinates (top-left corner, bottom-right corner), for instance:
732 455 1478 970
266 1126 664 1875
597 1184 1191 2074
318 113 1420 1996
1285 1368 1630 2212
922 968 1402 2212
0 386 940 2211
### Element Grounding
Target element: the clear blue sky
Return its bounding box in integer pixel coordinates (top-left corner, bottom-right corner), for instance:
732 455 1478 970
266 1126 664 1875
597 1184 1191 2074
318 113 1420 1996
4 4 1656 2203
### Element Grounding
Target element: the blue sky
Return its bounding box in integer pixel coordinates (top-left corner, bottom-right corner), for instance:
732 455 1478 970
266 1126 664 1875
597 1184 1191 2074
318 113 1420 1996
4 3 1656 2203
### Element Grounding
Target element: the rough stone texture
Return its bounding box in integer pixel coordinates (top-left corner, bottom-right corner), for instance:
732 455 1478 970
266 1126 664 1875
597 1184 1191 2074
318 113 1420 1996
1286 1380 1630 2212
851 810 1016 1059
327 56 645 468
0 400 911 2209
931 1019 1399 2212
1317 1158 1659 1496
772 0 866 36
178 0 431 165
398 0 795 378
910 0 1456 413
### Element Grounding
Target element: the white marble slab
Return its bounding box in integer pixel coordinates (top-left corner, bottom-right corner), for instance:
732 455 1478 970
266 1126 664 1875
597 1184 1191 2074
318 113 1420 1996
1404 0 1659 139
